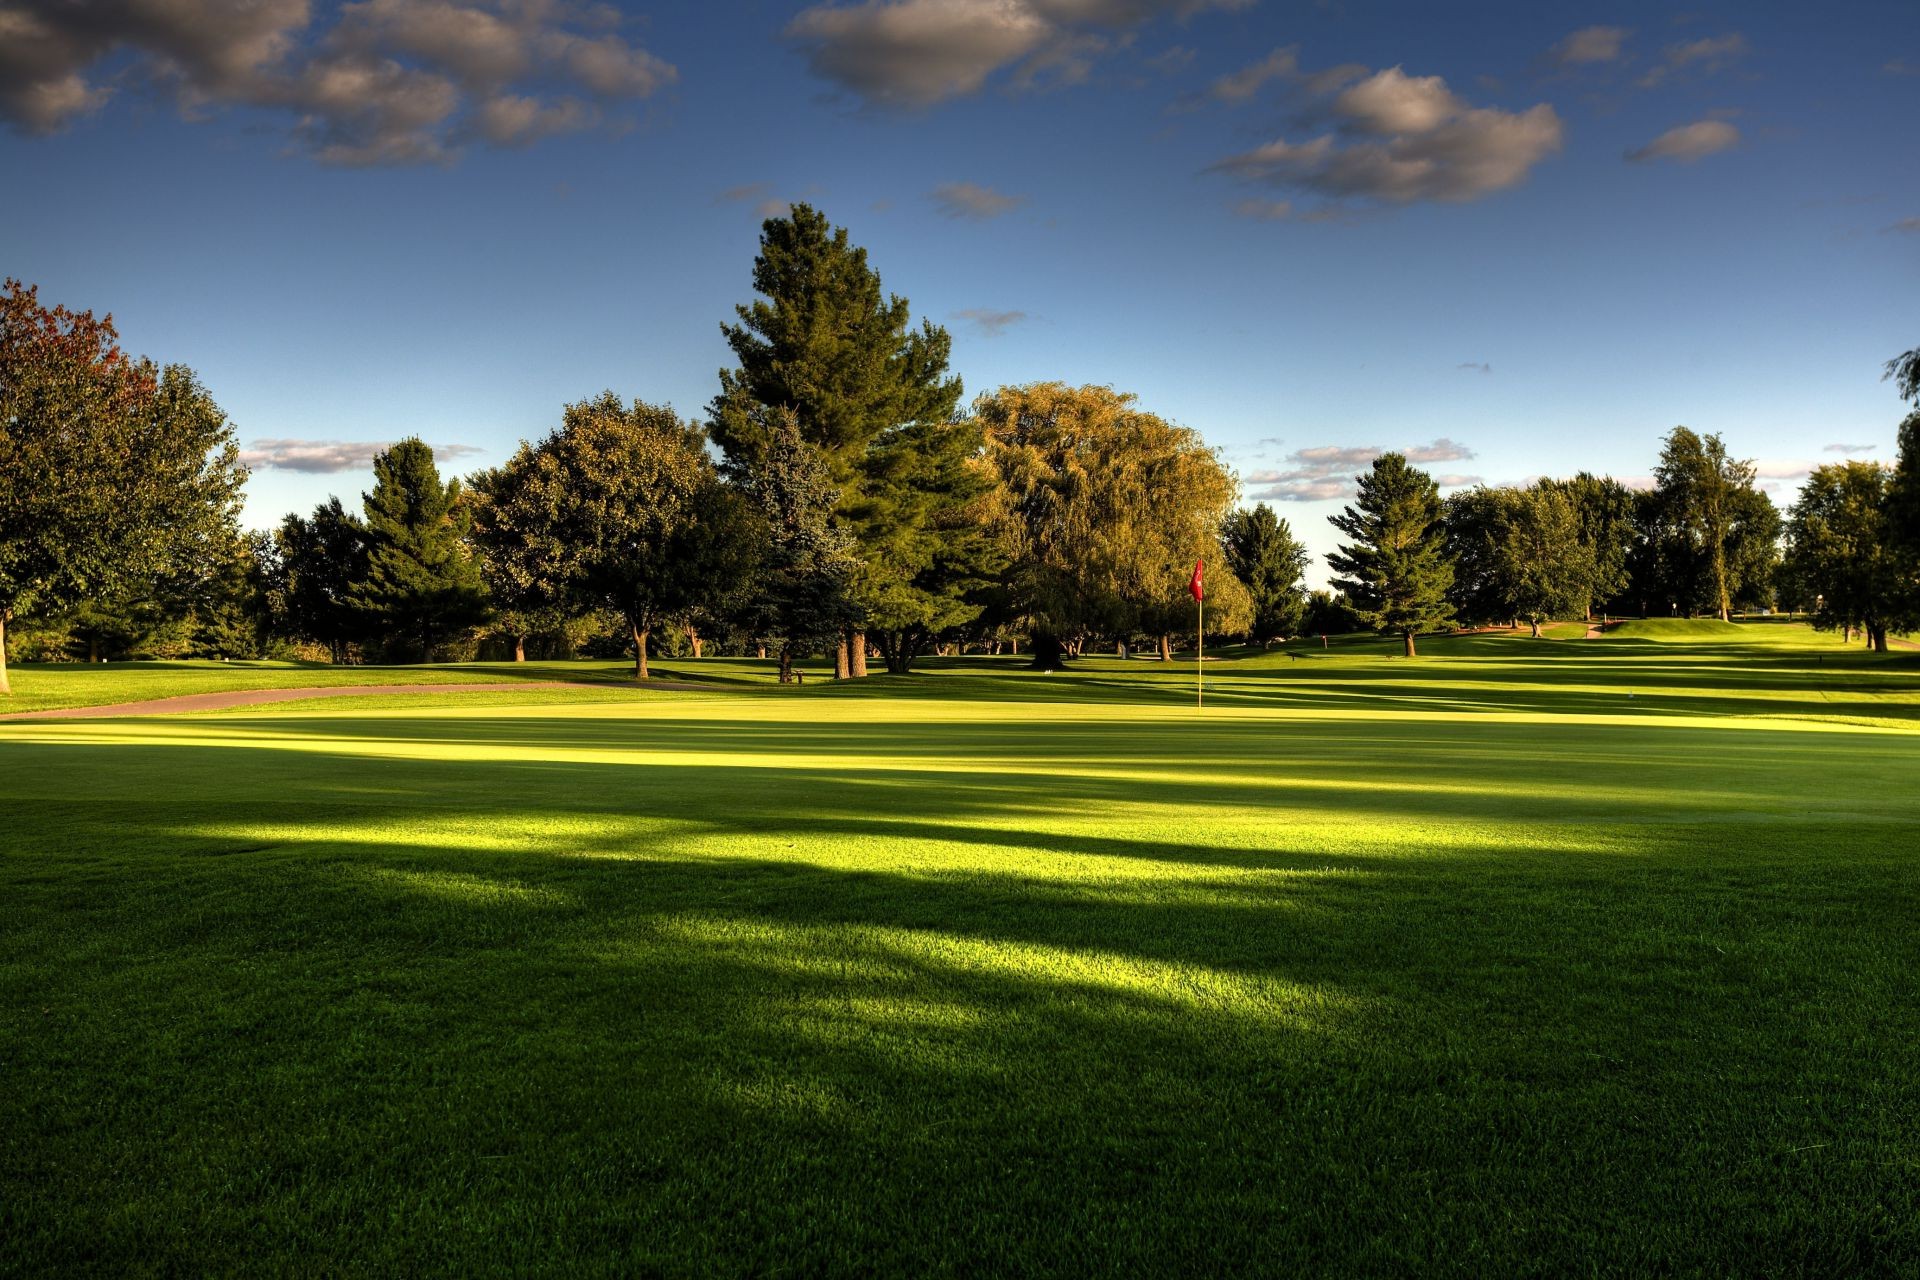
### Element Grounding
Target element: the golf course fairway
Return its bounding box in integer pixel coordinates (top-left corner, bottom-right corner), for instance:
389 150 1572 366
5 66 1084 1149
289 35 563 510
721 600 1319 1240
4 623 1917 1274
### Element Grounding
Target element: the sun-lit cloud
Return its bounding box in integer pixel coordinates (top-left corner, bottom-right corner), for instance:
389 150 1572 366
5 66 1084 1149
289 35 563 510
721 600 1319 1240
1207 64 1563 209
1883 217 1920 235
930 181 1026 220
1245 439 1477 502
1547 26 1630 68
0 0 674 164
1823 443 1876 454
240 438 485 474
1626 119 1739 163
953 307 1028 336
784 0 1251 108
1636 33 1747 89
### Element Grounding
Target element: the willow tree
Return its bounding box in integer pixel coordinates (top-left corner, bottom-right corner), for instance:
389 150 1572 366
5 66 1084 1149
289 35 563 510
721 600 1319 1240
709 204 964 676
1328 453 1454 657
0 279 245 693
974 382 1242 669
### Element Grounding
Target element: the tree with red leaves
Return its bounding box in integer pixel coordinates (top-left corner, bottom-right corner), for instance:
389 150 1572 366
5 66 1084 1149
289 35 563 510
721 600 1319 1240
0 279 245 693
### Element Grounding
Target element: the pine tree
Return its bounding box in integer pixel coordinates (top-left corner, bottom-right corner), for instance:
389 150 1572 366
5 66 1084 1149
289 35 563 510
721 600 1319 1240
353 439 487 661
741 407 858 683
709 204 964 676
1327 453 1455 657
1221 503 1311 641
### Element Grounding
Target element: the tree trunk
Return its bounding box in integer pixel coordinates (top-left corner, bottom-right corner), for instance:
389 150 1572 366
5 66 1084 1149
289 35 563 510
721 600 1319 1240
834 634 851 680
89 635 100 663
757 644 767 659
1158 633 1171 661
778 644 794 684
513 633 526 663
850 629 868 678
1871 624 1889 653
632 624 650 680
1530 619 1541 638
1028 631 1066 670
1009 637 1018 655
0 612 9 695
1404 630 1417 658
687 624 704 658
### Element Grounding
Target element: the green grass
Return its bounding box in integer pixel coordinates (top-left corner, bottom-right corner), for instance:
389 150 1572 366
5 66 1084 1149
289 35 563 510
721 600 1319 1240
4 621 1919 1274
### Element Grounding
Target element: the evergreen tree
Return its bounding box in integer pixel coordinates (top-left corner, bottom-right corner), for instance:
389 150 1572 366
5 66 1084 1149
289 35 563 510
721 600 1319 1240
709 204 965 676
353 439 487 661
275 498 370 662
740 407 858 683
1221 503 1311 641
1327 453 1455 657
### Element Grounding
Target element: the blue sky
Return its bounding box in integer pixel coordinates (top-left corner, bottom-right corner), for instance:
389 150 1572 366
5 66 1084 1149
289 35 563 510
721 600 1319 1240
5 0 1917 578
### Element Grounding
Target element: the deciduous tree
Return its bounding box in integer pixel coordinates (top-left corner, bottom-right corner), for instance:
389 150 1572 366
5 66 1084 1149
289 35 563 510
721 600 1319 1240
0 279 245 693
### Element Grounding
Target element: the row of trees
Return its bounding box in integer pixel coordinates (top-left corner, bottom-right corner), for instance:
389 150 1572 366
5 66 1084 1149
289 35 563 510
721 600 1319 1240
1320 365 1920 655
6 235 1918 686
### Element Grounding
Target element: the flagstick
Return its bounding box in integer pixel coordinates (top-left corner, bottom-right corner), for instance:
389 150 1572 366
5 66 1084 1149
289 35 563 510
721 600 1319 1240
1197 595 1204 709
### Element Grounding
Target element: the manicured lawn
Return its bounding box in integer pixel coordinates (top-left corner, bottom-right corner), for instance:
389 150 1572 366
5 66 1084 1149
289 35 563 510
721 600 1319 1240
4 623 1918 1273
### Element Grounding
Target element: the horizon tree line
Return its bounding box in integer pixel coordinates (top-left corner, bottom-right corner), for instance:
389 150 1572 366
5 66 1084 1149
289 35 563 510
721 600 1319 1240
5 240 1919 690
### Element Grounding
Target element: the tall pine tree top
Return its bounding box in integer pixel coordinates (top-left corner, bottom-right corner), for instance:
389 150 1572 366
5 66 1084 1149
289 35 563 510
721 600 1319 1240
353 438 486 654
709 204 962 485
1327 452 1454 653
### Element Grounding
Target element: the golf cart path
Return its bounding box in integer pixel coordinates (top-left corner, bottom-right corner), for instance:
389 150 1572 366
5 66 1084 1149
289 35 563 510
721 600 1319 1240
0 679 709 721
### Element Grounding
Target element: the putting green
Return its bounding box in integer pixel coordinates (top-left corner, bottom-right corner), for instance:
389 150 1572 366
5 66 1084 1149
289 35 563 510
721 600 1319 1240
4 624 1917 1273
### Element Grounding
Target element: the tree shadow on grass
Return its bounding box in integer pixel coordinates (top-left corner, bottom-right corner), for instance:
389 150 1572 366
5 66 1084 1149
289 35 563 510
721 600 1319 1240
5 717 1920 1275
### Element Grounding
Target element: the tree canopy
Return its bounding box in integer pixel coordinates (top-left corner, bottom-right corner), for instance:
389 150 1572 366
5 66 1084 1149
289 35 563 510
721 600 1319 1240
1221 504 1310 641
1328 453 1454 657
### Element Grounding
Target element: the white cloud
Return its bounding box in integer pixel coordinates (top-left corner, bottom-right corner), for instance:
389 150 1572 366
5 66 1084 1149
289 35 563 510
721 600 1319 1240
953 307 1028 336
1548 26 1629 67
931 180 1026 219
1626 119 1739 163
1207 46 1297 102
1752 460 1815 481
1457 361 1491 374
1824 443 1876 454
785 0 1250 108
1208 62 1562 208
240 438 485 474
1246 439 1475 502
1637 33 1747 89
0 0 674 164
1332 66 1464 134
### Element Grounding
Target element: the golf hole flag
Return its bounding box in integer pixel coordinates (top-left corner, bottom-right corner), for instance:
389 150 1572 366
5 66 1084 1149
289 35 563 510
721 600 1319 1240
1189 560 1204 602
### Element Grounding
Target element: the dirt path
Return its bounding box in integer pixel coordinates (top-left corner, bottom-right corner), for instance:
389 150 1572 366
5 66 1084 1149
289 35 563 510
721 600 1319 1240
0 680 708 722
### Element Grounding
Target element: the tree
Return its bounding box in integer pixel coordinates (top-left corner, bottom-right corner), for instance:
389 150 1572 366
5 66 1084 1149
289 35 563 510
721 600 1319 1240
0 279 245 693
1442 486 1513 626
1650 427 1762 622
1544 473 1638 618
973 382 1242 669
739 407 858 683
274 498 370 662
852 417 1007 673
1327 453 1454 657
709 204 964 677
468 449 577 663
1221 504 1310 641
534 393 755 681
352 439 488 661
1782 461 1899 650
1499 485 1593 637
1887 346 1920 406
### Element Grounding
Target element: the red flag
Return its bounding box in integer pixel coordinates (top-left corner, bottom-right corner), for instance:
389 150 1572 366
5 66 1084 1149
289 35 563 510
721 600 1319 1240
1188 559 1204 602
